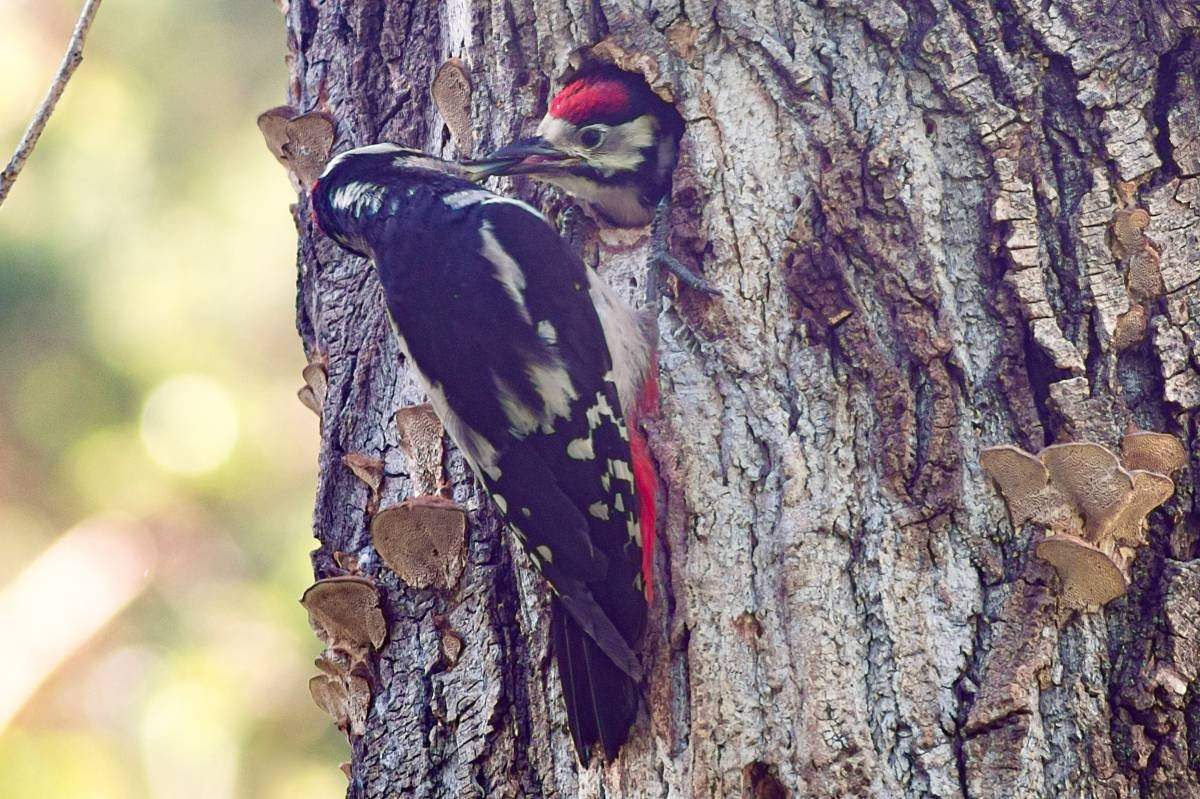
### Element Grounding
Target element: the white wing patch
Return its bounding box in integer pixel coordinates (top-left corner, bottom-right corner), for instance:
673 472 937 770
479 221 532 324
320 143 407 178
331 181 387 216
527 360 577 430
494 373 540 436
536 320 558 345
442 189 546 221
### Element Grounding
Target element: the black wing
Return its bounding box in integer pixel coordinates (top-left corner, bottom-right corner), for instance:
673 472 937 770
364 184 647 676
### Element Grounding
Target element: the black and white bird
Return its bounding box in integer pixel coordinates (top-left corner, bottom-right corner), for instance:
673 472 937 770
310 143 659 762
468 64 719 295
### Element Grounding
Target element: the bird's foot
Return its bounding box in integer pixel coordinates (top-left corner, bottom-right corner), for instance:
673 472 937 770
647 197 720 299
559 204 588 254
648 246 722 297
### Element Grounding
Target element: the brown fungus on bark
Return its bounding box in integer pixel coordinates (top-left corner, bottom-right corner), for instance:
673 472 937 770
1111 208 1150 257
979 445 1071 529
983 437 1179 608
1039 443 1134 540
300 575 387 653
394 403 446 496
342 452 384 497
370 496 466 590
1112 303 1149 351
1127 248 1165 301
1121 430 1188 474
1034 534 1129 608
309 673 371 737
1105 470 1175 545
256 106 335 188
430 59 473 154
298 356 328 417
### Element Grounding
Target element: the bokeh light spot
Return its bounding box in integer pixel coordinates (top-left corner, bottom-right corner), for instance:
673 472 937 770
140 374 238 476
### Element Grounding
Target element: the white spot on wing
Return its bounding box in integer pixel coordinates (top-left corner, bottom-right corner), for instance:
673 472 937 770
536 545 554 563
588 502 610 520
567 436 595 460
442 189 494 209
537 320 558 345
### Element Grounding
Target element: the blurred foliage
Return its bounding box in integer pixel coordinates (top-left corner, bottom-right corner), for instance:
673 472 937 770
0 1 345 796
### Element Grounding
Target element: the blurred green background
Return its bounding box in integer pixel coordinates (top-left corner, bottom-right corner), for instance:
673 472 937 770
0 1 346 796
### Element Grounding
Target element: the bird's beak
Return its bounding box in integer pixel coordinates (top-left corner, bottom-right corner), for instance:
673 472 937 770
462 137 579 181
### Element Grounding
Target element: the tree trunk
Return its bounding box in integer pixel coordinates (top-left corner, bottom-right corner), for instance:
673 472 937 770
279 2 1200 796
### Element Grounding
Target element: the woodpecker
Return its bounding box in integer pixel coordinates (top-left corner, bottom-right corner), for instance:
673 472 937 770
311 143 658 763
467 64 719 295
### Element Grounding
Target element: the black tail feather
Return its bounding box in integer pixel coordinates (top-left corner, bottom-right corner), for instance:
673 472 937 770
551 599 638 764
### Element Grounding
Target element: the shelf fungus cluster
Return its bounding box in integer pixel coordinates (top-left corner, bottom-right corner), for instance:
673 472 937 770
982 432 1185 608
368 404 466 591
300 576 386 736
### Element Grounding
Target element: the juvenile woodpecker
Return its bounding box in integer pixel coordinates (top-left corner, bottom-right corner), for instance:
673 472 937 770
468 64 719 295
311 143 658 762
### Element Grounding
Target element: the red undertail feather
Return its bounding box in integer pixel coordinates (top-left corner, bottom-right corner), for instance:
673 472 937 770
628 361 660 602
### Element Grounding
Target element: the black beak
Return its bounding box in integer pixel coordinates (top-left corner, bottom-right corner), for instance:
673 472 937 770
462 137 579 181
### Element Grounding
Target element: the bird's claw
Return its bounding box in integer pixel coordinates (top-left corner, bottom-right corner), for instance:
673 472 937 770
649 248 722 296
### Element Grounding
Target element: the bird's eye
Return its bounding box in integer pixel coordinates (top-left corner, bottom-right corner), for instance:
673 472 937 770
579 126 606 149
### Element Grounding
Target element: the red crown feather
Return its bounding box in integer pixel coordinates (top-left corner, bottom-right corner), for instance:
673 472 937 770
548 76 631 124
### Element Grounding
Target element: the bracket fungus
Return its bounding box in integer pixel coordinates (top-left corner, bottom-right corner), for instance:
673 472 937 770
370 496 466 590
256 106 335 188
1105 207 1164 349
309 673 370 737
394 403 446 496
300 576 385 737
430 59 473 153
342 452 384 497
1121 431 1188 474
300 575 387 653
297 357 328 417
981 432 1182 608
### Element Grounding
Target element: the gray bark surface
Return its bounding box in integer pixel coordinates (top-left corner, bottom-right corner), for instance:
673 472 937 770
280 1 1200 796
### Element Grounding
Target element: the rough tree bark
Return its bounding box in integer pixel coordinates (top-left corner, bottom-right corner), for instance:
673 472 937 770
277 2 1200 797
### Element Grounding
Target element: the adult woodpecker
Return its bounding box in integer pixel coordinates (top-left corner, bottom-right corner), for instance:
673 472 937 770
467 64 719 295
310 143 658 762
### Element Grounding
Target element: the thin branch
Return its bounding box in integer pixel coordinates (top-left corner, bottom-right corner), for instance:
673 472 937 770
0 0 104 208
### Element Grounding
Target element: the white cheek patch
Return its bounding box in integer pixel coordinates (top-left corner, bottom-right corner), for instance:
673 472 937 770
588 115 657 175
537 116 576 143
